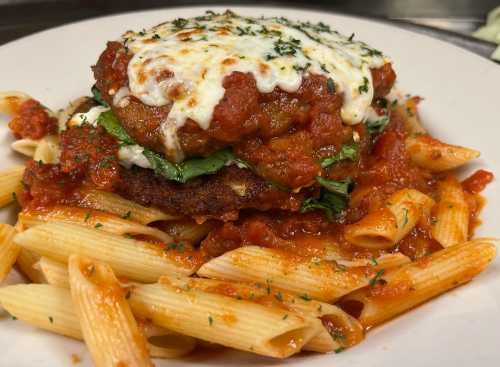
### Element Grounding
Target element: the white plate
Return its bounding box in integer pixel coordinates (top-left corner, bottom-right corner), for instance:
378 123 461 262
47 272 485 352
1 5 499 367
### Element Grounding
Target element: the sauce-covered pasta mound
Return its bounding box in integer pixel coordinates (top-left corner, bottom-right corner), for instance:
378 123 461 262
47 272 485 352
0 9 496 365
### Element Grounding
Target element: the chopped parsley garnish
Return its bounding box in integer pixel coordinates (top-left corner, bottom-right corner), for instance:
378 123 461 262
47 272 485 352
274 292 284 302
299 294 312 301
122 211 132 220
125 290 131 299
293 62 311 72
402 208 409 227
11 192 17 202
320 144 358 168
208 315 214 326
335 347 346 354
48 316 54 323
172 18 189 30
282 314 289 320
165 242 185 252
370 256 378 266
94 223 103 229
358 76 369 94
152 33 161 40
273 38 301 56
84 211 92 222
348 33 355 41
11 316 17 321
326 78 336 94
369 269 385 287
331 329 346 341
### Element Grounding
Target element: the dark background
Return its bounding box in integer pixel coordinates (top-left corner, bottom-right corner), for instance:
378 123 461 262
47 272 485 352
0 0 498 58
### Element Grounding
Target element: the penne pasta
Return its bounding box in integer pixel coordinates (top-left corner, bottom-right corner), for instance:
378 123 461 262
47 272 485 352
323 244 411 268
0 224 20 282
32 135 60 164
432 177 469 248
75 188 178 225
129 281 321 358
0 166 24 208
57 96 90 131
0 284 81 339
18 205 172 243
138 319 197 358
0 283 196 359
160 275 364 352
16 248 45 283
394 96 427 136
197 246 375 302
339 239 496 328
37 257 69 288
13 222 197 282
406 134 480 172
68 255 153 367
345 189 435 249
11 138 40 157
0 91 30 115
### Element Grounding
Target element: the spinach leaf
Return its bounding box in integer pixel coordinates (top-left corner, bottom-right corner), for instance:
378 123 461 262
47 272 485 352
142 149 180 181
315 176 353 197
91 85 109 107
97 110 135 145
301 176 354 220
366 116 389 135
97 110 243 183
178 149 235 183
320 144 358 168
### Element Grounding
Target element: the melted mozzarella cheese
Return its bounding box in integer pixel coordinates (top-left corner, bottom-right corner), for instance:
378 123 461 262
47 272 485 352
68 106 110 127
122 11 390 160
118 144 151 169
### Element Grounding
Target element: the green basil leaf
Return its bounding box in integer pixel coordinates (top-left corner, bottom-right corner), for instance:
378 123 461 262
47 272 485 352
320 144 358 168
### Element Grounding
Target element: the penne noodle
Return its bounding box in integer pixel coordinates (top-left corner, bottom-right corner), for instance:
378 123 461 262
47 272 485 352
0 224 20 282
13 222 197 282
57 96 90 131
75 188 178 225
0 91 30 115
16 248 45 283
138 319 197 358
18 205 172 243
37 257 69 288
161 275 364 352
394 96 427 136
432 177 469 248
0 284 81 339
345 189 435 249
0 283 195 359
129 281 321 358
68 255 153 367
11 138 40 157
0 166 24 208
32 135 60 164
406 134 480 172
339 239 496 328
197 246 375 302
